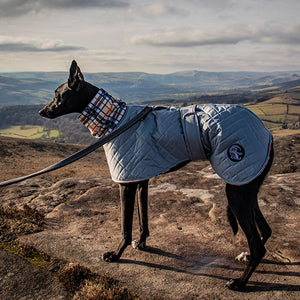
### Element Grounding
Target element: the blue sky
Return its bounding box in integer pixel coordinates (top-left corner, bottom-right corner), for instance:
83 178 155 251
1 0 300 73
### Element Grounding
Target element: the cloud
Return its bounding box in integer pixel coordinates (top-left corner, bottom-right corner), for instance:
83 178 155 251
0 36 84 52
0 0 129 17
189 0 235 11
131 25 300 47
142 2 188 17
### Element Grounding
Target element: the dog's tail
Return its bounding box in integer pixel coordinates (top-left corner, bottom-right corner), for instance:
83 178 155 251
227 205 238 235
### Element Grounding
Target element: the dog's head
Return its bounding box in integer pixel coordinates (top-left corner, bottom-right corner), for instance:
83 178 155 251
39 60 98 119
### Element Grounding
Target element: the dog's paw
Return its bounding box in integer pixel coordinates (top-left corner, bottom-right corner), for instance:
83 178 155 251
131 239 146 250
100 251 119 262
235 252 250 264
225 278 246 290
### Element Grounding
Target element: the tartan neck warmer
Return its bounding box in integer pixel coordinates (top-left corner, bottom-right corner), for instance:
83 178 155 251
78 89 127 138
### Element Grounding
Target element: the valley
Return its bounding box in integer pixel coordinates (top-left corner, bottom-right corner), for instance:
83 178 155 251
1 84 299 143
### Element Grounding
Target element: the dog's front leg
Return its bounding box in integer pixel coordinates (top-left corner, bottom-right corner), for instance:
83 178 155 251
132 180 149 250
101 183 137 262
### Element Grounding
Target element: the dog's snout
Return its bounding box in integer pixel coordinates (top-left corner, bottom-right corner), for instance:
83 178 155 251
39 108 50 118
39 107 53 118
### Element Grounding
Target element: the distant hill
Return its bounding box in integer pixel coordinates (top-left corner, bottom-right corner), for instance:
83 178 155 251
1 70 300 107
277 79 300 90
1 85 299 144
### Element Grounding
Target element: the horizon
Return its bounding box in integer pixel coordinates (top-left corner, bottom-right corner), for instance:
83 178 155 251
1 68 300 76
1 1 300 73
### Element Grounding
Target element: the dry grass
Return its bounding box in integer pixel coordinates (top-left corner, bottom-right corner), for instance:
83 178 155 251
0 204 45 242
0 204 64 273
0 202 137 299
273 128 300 136
59 263 138 300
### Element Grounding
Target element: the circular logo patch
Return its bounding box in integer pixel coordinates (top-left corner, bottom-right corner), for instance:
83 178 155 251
228 144 245 162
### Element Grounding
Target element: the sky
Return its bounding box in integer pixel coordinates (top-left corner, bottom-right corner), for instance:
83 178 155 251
1 0 300 74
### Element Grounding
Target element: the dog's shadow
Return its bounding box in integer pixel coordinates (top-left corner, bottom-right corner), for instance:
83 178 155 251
119 246 300 292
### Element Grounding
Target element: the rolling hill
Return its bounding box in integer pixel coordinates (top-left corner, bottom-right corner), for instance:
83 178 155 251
0 85 299 144
1 70 300 107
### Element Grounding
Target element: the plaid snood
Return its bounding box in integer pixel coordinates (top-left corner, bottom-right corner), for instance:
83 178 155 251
78 89 127 138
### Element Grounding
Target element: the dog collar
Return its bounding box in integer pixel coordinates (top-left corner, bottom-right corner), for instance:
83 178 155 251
78 89 127 138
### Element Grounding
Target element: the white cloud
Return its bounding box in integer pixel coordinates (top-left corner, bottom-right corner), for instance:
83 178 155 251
144 3 166 16
0 0 129 17
130 25 300 47
0 36 84 52
1 0 300 72
142 2 188 17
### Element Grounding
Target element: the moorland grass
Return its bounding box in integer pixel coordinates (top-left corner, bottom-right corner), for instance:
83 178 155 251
0 204 138 299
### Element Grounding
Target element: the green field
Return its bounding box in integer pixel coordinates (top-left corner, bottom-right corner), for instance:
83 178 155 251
0 125 59 139
245 103 300 132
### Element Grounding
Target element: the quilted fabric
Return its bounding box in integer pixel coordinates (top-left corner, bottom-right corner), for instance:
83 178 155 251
181 105 272 185
103 106 189 182
103 104 272 185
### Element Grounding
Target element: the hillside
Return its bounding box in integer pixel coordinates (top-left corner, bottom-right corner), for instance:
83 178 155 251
1 85 299 144
0 134 299 299
245 86 300 132
1 70 300 107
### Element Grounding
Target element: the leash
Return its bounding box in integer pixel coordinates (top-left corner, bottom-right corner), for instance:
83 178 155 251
0 106 153 187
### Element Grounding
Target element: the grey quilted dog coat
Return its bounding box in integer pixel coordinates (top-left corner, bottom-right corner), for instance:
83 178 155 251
103 104 272 185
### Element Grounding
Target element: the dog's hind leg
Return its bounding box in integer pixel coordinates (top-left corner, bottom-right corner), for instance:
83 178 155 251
132 180 149 250
234 199 272 264
101 182 137 262
232 145 274 265
254 200 272 244
253 145 274 245
225 184 266 290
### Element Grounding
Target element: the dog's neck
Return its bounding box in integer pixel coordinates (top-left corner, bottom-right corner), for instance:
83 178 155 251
77 81 100 113
78 88 127 138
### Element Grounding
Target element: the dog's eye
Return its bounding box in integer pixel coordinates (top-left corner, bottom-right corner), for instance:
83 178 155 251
56 95 62 105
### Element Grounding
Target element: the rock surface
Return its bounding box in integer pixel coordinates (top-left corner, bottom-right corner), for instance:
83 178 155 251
0 249 68 299
0 134 299 299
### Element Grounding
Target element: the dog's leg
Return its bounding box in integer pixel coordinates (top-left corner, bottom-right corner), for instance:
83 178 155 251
233 197 272 264
225 184 266 290
254 201 272 244
253 145 274 245
101 182 137 262
235 146 274 264
132 180 149 250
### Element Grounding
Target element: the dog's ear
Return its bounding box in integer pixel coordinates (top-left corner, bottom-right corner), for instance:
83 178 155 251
68 60 84 91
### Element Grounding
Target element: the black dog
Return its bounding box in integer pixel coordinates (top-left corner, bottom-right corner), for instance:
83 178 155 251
40 60 274 290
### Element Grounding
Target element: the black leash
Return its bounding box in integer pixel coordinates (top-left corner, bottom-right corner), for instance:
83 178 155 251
0 106 153 187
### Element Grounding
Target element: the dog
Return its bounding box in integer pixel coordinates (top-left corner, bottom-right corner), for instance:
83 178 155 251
39 60 274 290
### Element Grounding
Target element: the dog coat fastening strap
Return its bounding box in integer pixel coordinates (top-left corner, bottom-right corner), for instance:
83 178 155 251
180 106 208 160
0 106 153 187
